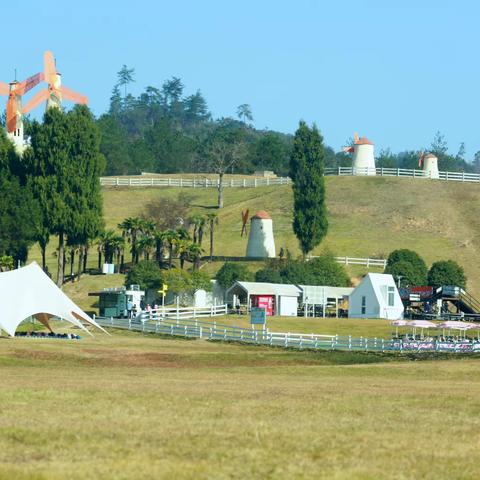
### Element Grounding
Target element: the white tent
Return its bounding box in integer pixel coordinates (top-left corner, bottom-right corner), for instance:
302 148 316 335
349 273 404 320
0 262 106 337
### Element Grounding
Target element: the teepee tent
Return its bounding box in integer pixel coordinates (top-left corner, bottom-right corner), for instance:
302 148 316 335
0 262 106 337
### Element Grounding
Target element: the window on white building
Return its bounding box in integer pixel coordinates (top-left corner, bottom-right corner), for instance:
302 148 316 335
387 286 395 307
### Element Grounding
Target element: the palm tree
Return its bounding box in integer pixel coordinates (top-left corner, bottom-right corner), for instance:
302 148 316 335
137 236 155 261
154 230 167 266
237 103 253 124
112 236 125 273
98 230 124 267
164 229 179 269
176 239 190 269
189 214 206 245
206 213 218 262
118 217 145 264
186 242 203 270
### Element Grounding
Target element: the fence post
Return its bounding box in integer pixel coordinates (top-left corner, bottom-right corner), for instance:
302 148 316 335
129 178 132 186
349 335 352 350
254 178 257 187
116 177 119 186
243 178 246 188
180 178 183 187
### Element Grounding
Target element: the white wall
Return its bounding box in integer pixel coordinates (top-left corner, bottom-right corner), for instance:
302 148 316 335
246 218 276 258
349 274 403 320
278 296 298 316
352 144 376 176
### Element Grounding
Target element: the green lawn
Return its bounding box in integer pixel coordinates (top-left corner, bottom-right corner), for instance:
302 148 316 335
1 330 480 479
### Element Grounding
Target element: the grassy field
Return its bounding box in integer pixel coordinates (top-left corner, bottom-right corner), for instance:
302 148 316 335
1 329 480 479
29 175 480 307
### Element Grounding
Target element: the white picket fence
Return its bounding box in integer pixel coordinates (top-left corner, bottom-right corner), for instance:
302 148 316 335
325 166 480 183
334 256 387 268
136 304 228 322
307 255 387 268
100 167 480 189
100 176 291 188
94 315 480 353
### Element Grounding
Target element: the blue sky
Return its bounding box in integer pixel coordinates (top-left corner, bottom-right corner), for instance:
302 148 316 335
2 0 479 158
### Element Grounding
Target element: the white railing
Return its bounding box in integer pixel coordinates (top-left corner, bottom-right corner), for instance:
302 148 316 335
325 166 480 183
100 176 292 188
138 304 228 322
100 168 480 188
308 256 387 268
94 315 480 353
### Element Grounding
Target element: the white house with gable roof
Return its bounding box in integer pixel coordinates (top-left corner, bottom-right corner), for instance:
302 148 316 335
349 273 404 320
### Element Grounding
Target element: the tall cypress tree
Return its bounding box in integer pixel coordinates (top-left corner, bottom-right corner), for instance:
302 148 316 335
66 105 105 280
26 106 104 285
289 121 328 257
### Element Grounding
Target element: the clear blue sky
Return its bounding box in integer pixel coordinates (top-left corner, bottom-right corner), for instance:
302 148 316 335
3 0 479 158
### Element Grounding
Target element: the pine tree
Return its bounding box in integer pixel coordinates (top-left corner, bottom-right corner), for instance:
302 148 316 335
289 121 328 257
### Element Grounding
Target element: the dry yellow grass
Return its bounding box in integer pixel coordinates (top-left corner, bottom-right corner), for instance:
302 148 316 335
1 330 480 479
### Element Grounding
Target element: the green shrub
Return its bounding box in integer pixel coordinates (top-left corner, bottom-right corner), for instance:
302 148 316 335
125 261 164 291
385 249 427 286
428 260 466 289
255 253 349 286
216 262 253 289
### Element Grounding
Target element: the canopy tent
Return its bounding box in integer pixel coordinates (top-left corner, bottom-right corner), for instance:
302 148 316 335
0 262 106 337
436 321 472 330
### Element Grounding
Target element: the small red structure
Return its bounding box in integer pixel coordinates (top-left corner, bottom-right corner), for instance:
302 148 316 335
251 294 274 316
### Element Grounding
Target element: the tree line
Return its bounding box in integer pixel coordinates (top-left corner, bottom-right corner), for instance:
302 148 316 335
1 106 104 286
98 66 480 178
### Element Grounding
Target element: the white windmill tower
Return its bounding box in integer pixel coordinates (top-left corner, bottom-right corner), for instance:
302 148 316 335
0 72 43 154
246 211 276 258
418 151 439 179
343 132 376 175
22 51 88 113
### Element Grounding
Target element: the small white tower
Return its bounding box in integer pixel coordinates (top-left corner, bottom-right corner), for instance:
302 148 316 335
6 81 27 155
246 211 276 258
419 152 439 179
343 133 376 176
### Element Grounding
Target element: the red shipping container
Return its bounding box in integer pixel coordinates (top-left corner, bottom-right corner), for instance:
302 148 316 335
251 295 274 316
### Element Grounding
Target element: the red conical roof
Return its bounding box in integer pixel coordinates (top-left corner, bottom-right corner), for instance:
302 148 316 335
252 210 271 220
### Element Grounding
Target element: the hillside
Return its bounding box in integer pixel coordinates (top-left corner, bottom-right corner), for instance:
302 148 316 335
29 175 480 307
101 176 480 284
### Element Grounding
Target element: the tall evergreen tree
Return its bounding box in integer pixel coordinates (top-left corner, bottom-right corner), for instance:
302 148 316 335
26 106 104 285
289 121 328 257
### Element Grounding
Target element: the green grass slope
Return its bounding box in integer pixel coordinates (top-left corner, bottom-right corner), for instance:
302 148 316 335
30 176 480 304
102 176 480 291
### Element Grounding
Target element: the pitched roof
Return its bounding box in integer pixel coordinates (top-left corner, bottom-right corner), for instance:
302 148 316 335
227 281 301 296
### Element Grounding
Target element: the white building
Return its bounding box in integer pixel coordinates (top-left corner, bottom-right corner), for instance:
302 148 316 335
246 211 276 258
419 153 440 179
343 133 376 176
299 285 354 317
226 281 301 316
349 273 404 320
